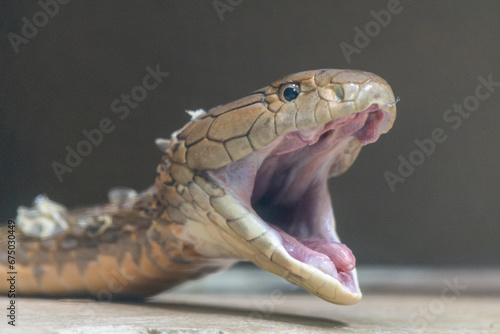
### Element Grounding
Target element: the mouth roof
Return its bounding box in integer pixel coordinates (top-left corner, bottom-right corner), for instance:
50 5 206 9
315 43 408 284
208 103 392 298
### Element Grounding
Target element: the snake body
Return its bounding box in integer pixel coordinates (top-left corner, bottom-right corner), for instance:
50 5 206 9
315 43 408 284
0 69 396 305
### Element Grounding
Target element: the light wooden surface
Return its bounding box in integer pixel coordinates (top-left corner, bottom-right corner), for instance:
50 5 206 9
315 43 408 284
1 266 499 334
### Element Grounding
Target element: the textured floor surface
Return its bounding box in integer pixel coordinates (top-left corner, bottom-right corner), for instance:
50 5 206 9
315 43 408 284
1 266 499 334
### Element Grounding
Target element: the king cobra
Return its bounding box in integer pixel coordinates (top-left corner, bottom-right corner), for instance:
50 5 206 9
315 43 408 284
0 69 397 305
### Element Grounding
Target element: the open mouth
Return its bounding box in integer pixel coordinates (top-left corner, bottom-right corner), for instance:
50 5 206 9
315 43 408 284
207 103 392 299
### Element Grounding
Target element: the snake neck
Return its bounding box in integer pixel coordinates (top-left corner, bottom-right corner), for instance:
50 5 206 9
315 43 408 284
0 163 231 297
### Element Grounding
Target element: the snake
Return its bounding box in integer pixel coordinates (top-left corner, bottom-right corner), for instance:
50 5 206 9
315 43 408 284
0 69 397 305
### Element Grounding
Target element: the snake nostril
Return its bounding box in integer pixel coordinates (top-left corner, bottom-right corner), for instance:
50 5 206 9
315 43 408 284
333 84 344 101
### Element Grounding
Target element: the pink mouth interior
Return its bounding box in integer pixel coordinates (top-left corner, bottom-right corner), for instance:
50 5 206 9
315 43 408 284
209 105 390 294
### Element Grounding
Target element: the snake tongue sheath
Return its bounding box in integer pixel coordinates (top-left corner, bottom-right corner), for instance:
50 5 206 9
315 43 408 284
1 69 396 306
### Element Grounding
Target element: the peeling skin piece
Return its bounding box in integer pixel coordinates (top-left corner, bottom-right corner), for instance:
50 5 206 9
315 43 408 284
0 69 397 307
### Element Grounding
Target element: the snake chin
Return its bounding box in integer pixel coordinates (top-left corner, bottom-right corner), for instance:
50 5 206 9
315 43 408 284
209 104 392 295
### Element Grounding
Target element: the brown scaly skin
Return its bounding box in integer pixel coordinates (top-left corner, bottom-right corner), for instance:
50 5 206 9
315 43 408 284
0 190 232 298
0 69 397 305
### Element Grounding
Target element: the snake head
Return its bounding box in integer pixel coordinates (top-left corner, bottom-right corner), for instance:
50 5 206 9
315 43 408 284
169 69 397 305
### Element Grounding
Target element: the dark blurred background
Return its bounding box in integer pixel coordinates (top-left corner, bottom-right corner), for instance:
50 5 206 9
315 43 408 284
1 1 499 266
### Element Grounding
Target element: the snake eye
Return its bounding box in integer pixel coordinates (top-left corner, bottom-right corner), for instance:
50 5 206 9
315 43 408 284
278 83 300 102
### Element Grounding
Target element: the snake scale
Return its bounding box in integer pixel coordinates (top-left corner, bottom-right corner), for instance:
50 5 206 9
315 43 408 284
0 69 396 305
